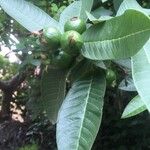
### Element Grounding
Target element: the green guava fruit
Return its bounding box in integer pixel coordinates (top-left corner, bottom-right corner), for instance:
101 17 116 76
106 69 116 85
43 27 61 49
60 30 83 56
52 50 73 69
64 17 86 34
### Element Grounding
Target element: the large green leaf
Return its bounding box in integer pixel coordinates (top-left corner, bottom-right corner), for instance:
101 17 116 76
132 49 150 111
81 10 150 60
59 0 93 32
41 68 67 124
121 95 147 119
57 71 106 150
0 0 59 32
117 0 150 16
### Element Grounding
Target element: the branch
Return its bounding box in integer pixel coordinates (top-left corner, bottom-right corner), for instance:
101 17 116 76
8 72 27 91
0 71 27 92
0 80 7 91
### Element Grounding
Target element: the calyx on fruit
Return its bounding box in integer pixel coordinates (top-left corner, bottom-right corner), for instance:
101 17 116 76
60 30 83 56
52 50 73 69
64 17 86 34
43 27 61 49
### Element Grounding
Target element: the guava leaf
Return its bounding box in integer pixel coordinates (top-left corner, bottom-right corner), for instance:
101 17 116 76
117 0 150 16
91 60 107 70
132 49 150 111
86 11 112 24
41 68 67 124
0 0 59 32
69 59 94 82
119 76 136 91
57 71 106 150
122 95 147 119
143 39 150 63
80 0 94 20
113 59 131 69
82 10 150 60
91 7 113 18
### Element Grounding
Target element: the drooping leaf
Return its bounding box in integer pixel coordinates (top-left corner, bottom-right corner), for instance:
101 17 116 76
59 0 93 32
69 59 94 82
41 68 67 124
119 76 136 91
0 0 59 32
82 10 150 60
26 79 42 120
132 49 150 111
121 95 147 119
57 71 106 150
117 0 150 16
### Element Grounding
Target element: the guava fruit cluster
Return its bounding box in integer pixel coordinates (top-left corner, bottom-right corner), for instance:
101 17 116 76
43 17 86 69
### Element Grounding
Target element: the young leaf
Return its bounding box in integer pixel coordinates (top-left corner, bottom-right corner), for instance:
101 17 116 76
122 95 147 119
86 11 112 24
0 0 59 32
91 7 113 18
41 68 67 124
119 76 136 91
82 10 150 60
132 49 150 111
91 60 107 70
57 71 106 150
117 0 150 16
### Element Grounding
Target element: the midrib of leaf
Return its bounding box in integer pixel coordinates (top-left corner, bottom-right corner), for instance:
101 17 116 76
84 28 150 43
76 77 93 149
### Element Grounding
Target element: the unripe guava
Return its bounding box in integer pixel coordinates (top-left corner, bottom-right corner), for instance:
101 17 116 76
43 27 61 49
52 50 73 69
64 17 86 34
106 69 116 85
60 30 83 56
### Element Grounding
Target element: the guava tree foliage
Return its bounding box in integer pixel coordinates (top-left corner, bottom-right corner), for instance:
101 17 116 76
0 0 150 149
